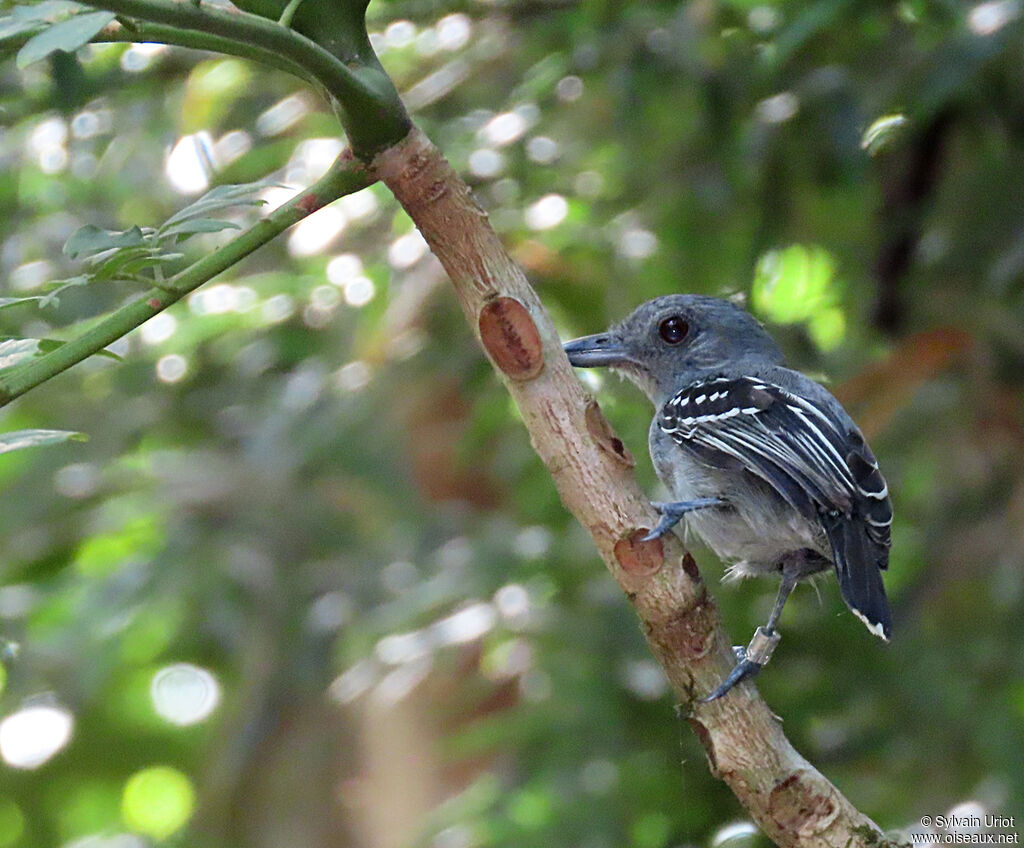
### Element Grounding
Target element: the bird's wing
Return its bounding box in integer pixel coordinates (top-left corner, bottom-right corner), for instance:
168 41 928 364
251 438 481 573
659 377 865 515
659 375 893 637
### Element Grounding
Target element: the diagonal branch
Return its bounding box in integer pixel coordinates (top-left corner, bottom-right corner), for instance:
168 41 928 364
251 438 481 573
0 152 373 407
371 128 901 848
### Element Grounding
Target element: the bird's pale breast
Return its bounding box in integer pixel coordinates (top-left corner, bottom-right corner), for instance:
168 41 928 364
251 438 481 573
648 422 830 579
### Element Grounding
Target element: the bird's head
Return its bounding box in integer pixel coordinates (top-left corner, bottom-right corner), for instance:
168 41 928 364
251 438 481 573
562 294 785 406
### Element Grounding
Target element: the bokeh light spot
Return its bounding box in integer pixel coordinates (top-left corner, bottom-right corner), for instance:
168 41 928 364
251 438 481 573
436 13 471 51
340 187 379 221
525 194 569 230
165 134 214 195
388 231 429 269
968 0 1021 35
494 583 531 627
121 43 166 72
140 313 177 346
432 602 496 646
121 767 195 840
385 20 417 49
262 294 295 324
326 253 364 285
711 821 759 846
155 355 188 384
335 361 371 392
343 276 375 307
617 227 658 260
756 91 799 124
631 811 672 848
481 111 529 147
468 148 506 179
257 94 310 136
556 75 584 102
0 704 74 769
808 306 847 351
752 244 837 323
525 136 559 164
288 206 347 257
150 664 221 726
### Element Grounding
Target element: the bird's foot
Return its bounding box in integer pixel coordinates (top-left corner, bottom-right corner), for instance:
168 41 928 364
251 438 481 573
641 498 725 541
701 626 781 703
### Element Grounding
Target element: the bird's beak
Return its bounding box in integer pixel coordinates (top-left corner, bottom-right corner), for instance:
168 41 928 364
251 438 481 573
562 333 629 367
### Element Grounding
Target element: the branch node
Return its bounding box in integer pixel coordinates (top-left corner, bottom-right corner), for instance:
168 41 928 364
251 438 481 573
585 399 635 467
478 296 544 381
277 0 307 28
613 529 663 576
680 552 702 584
769 772 842 838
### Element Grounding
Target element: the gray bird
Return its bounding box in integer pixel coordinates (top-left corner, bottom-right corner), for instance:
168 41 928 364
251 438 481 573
563 294 892 701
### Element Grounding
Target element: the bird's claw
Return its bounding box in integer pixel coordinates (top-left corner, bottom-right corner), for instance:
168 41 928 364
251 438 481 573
640 506 679 542
640 498 725 542
701 626 781 702
701 653 763 702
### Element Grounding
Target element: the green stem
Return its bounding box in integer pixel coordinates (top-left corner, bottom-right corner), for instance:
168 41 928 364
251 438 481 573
277 0 306 29
87 0 410 156
0 154 374 407
98 23 320 86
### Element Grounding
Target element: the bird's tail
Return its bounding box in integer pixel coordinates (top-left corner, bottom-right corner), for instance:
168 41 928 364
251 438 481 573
823 514 892 641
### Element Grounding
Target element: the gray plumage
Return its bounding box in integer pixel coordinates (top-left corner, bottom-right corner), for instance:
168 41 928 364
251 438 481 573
563 294 893 649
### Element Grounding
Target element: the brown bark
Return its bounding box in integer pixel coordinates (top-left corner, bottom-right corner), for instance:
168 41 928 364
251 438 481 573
372 127 898 848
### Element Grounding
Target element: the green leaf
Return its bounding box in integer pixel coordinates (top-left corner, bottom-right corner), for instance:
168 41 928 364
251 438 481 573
64 225 148 260
11 2 84 26
158 180 278 232
38 276 90 308
160 218 241 240
0 336 123 371
0 338 42 371
0 2 82 42
0 17 39 43
91 251 182 282
86 245 157 275
34 337 125 362
16 9 115 68
0 429 87 456
0 296 44 311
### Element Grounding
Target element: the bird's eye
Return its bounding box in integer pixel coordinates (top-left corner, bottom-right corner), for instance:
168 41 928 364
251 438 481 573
658 315 689 345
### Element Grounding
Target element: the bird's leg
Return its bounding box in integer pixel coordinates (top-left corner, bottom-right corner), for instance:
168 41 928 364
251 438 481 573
701 568 798 703
641 498 726 542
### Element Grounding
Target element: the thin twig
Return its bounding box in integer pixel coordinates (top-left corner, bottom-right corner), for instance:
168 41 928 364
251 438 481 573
0 154 373 406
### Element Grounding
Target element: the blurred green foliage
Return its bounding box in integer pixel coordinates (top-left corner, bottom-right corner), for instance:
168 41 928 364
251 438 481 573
1 1 1023 847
